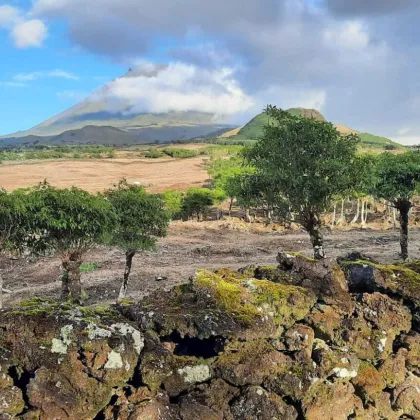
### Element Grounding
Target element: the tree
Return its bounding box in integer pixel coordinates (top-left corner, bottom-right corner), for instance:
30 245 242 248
163 190 184 219
28 182 115 303
370 152 420 260
0 189 29 308
348 154 376 226
105 180 170 299
181 188 215 221
244 106 360 259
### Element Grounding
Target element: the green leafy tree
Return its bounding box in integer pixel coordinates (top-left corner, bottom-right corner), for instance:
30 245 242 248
163 190 184 219
244 106 360 259
28 182 116 303
0 189 29 308
181 188 215 221
105 180 170 299
370 152 420 260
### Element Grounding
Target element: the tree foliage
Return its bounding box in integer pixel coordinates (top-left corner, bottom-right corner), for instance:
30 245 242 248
27 182 116 302
105 180 170 298
28 182 115 258
370 151 420 259
244 105 360 258
105 180 169 253
181 188 215 221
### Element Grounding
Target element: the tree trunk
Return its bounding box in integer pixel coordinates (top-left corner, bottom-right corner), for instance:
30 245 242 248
244 208 251 223
0 271 3 310
361 200 366 228
119 250 136 300
397 201 411 261
330 205 336 228
351 199 360 224
229 198 233 216
62 257 82 304
339 199 345 225
60 267 70 301
393 206 397 228
363 201 369 225
304 211 325 259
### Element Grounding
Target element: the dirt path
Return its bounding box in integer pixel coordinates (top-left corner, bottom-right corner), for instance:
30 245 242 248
0 156 208 193
2 225 418 307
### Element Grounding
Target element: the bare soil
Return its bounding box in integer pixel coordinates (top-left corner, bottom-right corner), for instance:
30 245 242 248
0 156 209 193
2 222 419 308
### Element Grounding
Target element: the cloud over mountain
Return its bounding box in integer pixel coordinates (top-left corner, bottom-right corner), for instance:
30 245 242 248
1 0 419 143
98 62 253 116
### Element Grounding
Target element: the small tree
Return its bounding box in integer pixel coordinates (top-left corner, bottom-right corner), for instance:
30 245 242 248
370 152 420 260
105 180 170 299
245 106 359 259
28 182 115 303
0 189 29 308
163 190 184 220
181 188 215 221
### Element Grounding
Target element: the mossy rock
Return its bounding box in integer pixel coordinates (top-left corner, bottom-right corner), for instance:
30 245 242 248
120 269 316 341
344 260 420 306
351 362 385 403
214 339 291 387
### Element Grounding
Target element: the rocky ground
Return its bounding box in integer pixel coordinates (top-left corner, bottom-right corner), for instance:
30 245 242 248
2 222 420 307
0 251 419 419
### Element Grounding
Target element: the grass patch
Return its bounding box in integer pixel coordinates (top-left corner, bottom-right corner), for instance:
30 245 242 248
80 262 102 272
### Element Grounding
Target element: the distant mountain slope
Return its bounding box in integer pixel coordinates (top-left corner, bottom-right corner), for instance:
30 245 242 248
0 124 232 147
1 68 232 143
226 108 404 149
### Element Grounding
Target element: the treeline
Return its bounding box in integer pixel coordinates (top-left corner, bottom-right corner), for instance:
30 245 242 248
0 145 116 162
0 180 169 306
182 107 420 261
143 145 243 159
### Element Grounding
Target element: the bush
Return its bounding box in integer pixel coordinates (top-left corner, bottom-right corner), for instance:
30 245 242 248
163 190 184 219
181 188 215 221
144 148 162 158
162 148 198 159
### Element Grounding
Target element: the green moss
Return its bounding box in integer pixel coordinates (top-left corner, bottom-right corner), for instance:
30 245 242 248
195 270 260 324
284 252 317 263
345 260 420 298
352 361 384 402
194 269 315 327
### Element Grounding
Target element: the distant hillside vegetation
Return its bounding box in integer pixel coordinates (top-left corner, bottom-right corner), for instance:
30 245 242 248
223 108 404 150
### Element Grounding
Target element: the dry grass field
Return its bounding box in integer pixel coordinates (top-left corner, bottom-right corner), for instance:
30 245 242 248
0 155 209 193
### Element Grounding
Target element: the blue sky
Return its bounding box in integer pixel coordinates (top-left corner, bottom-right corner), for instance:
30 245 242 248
1 0 420 144
0 19 123 134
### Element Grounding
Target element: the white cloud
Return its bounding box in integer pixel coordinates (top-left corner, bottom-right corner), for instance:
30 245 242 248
0 81 27 88
11 19 48 48
392 135 420 146
0 5 20 28
398 127 411 136
99 62 253 116
14 69 79 82
0 4 48 48
57 90 87 100
324 21 370 49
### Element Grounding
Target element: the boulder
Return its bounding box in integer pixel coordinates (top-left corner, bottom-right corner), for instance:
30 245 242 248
336 293 411 361
0 302 142 419
230 386 298 420
277 252 352 308
214 340 290 387
392 373 420 418
302 380 363 420
118 269 316 341
401 332 420 375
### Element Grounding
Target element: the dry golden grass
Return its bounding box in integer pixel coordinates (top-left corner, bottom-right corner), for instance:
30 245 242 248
335 124 359 135
0 156 209 193
219 127 242 138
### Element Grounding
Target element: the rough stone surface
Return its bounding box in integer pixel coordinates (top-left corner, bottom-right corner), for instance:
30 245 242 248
0 258 419 419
